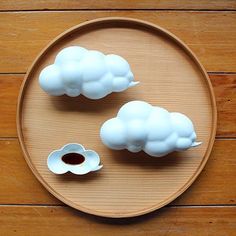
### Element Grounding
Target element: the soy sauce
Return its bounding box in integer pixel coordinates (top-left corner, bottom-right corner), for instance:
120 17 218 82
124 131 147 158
62 153 85 165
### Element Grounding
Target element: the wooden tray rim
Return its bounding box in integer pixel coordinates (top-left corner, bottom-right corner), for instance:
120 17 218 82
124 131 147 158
16 17 217 218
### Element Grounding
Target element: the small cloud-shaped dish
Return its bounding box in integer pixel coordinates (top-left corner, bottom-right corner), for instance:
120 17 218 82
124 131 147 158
39 46 138 99
47 143 103 175
100 101 201 157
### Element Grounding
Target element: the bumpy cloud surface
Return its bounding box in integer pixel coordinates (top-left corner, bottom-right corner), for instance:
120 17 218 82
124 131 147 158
100 101 201 157
39 46 138 99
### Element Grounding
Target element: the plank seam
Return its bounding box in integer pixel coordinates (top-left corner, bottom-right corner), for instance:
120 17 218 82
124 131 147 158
0 204 235 208
1 137 236 140
0 9 236 13
1 72 236 76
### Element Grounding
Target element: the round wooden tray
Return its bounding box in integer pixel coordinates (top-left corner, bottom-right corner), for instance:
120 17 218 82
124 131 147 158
17 17 217 218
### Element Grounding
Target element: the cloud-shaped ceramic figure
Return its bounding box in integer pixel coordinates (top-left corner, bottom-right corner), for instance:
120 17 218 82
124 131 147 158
39 46 138 99
100 101 201 157
47 143 103 175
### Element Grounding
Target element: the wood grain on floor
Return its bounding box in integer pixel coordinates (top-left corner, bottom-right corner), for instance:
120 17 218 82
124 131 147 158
0 0 236 10
0 206 235 236
0 11 236 73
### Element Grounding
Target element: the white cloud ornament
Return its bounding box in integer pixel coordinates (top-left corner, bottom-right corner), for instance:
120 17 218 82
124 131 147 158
39 46 138 99
47 143 103 175
100 101 201 157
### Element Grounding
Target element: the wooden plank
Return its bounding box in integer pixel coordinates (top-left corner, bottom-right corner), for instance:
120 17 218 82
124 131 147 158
0 139 59 204
0 11 236 73
0 139 235 205
0 74 22 137
1 74 235 138
0 0 235 10
172 139 236 205
210 74 236 137
0 205 235 235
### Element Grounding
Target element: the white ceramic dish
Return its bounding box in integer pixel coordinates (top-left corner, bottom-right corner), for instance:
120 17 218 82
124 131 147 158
47 143 103 175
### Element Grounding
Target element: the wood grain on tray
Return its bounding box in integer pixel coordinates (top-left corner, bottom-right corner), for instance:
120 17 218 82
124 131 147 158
17 18 216 217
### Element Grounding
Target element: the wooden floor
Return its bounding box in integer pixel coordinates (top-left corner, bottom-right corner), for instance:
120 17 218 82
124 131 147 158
0 1 235 235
